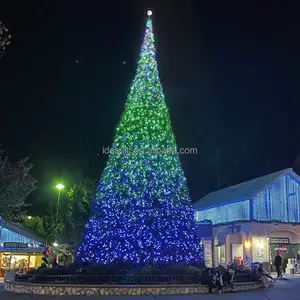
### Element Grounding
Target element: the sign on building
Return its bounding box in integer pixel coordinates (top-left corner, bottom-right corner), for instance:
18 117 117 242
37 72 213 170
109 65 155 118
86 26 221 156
4 242 29 249
269 237 290 244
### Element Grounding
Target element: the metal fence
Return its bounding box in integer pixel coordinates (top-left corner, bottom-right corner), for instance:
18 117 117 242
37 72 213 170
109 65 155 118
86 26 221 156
31 274 199 285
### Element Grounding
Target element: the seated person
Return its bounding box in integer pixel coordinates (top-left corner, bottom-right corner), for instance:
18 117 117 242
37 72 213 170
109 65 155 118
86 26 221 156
251 265 260 282
257 263 274 287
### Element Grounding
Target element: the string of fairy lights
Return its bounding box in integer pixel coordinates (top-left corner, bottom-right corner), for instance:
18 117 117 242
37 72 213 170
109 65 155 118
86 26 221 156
76 11 203 265
196 173 300 225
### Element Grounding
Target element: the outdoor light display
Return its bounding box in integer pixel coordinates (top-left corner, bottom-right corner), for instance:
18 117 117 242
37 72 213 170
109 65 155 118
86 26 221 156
195 201 250 225
77 12 202 265
196 172 300 225
0 226 40 245
253 173 300 223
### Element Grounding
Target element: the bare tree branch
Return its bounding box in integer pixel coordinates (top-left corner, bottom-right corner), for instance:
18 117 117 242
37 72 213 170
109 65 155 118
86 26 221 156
0 21 11 58
0 149 37 221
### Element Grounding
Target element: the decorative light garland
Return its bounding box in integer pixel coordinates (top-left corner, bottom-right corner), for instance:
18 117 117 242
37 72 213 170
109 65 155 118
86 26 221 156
196 172 300 225
195 201 250 225
253 173 300 223
76 12 203 265
0 226 41 245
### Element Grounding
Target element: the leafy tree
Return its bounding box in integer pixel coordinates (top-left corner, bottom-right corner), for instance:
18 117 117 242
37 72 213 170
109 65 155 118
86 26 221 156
60 179 95 247
20 212 59 245
20 178 94 248
20 216 45 237
51 244 74 266
0 149 37 221
43 209 62 245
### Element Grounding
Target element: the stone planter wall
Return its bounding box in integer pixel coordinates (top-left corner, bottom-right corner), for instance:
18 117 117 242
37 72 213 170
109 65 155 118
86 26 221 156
4 281 263 296
227 282 262 292
4 281 209 296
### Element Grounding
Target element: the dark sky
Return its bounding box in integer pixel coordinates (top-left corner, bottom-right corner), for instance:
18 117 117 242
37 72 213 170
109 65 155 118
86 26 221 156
1 1 300 214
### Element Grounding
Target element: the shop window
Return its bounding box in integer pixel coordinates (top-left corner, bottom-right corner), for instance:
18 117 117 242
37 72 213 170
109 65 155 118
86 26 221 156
1 253 11 269
202 239 212 267
232 244 243 260
1 253 42 271
10 255 29 270
216 245 226 264
29 256 36 268
252 236 268 262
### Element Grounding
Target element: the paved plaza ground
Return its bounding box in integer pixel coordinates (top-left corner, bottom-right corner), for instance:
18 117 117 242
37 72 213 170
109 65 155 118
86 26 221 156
0 275 299 299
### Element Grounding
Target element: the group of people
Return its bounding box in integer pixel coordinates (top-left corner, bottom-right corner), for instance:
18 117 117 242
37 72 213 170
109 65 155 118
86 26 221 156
199 252 285 293
199 264 235 293
233 256 243 267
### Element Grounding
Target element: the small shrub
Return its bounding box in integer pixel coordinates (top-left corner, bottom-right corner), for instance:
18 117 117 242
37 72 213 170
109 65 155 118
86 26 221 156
83 265 114 275
134 266 162 276
40 267 73 276
133 264 201 278
164 264 201 275
192 260 206 270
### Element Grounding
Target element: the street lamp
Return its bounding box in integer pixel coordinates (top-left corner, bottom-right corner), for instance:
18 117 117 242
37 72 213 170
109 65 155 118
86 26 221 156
56 183 65 190
55 183 65 226
27 216 32 220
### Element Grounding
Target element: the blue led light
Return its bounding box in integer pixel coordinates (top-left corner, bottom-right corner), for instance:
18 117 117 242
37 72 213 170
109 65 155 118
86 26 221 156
253 173 300 222
195 201 250 225
76 14 203 265
0 227 40 244
196 173 300 225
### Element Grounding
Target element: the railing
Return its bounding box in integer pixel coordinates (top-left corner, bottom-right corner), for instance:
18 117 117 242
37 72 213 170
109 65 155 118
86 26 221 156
30 274 199 285
15 271 255 285
233 273 253 282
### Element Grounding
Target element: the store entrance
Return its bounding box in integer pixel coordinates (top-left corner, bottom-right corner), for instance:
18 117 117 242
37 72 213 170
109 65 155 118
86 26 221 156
269 231 300 272
269 242 300 271
226 233 243 265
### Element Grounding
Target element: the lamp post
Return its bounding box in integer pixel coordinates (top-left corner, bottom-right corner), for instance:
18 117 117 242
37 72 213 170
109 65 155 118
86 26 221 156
55 183 65 227
54 183 64 246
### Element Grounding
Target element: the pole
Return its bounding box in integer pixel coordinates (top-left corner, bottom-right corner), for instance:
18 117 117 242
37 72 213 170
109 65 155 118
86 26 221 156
55 189 61 228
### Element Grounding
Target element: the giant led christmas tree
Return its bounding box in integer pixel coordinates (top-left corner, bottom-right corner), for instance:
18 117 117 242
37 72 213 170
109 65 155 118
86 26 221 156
77 11 203 265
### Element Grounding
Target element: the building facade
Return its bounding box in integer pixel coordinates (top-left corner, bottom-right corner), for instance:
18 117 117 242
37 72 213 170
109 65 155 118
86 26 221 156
193 168 300 270
0 218 44 276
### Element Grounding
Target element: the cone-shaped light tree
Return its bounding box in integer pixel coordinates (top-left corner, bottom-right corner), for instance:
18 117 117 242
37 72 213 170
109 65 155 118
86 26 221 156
77 11 203 266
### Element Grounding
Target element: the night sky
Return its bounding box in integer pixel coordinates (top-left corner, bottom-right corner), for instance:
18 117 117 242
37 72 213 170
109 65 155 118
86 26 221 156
1 1 300 214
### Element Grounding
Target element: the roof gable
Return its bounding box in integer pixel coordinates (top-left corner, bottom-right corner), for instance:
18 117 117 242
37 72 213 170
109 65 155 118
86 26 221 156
0 218 45 244
193 168 293 210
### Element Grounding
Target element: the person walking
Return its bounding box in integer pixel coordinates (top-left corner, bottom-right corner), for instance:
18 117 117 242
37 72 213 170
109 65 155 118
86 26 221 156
274 252 283 278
